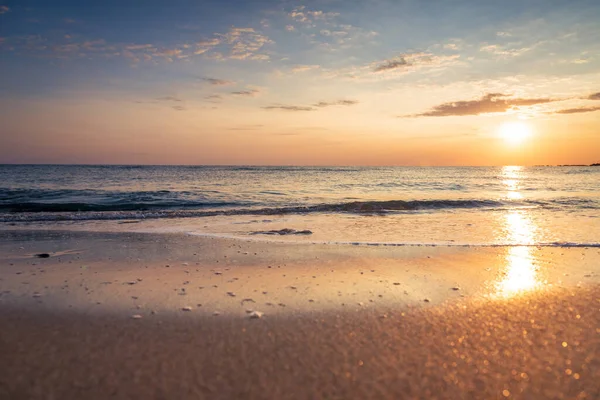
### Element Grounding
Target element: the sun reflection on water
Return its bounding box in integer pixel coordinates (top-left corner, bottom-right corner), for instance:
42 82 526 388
501 166 524 200
496 166 541 297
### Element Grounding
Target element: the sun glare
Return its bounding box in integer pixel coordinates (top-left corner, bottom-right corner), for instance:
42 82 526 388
499 122 532 145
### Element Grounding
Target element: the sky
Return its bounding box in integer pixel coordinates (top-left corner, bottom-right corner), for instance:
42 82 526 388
0 0 599 166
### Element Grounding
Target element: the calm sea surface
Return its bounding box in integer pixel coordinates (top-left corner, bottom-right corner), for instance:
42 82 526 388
1 165 598 246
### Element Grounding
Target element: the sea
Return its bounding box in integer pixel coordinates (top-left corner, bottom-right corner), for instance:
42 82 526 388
0 165 599 247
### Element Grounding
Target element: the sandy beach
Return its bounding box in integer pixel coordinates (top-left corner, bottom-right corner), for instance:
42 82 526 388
1 230 599 399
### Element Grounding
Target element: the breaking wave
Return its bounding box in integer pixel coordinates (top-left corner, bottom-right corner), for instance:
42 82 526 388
2 197 596 223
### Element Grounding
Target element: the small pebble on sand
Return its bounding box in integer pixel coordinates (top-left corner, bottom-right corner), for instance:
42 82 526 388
248 311 263 319
131 314 143 319
182 306 193 311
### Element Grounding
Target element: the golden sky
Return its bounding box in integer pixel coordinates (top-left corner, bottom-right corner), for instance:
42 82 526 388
1 1 599 165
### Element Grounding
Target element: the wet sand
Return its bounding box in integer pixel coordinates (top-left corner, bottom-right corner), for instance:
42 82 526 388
1 230 599 399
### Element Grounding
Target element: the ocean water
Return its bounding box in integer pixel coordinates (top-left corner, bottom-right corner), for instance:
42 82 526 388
0 165 599 246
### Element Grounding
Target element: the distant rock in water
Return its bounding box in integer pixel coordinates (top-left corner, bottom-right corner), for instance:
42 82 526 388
34 253 50 258
251 228 313 236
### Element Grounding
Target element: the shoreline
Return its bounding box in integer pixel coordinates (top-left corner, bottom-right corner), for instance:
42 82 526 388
1 229 599 315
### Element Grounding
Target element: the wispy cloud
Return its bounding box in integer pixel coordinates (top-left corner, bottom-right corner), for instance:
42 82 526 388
0 6 9 14
407 93 553 117
125 44 155 51
156 96 182 102
479 43 533 58
288 6 340 25
313 100 358 107
195 38 221 55
262 105 315 111
136 96 186 110
588 92 600 100
231 89 260 97
2 24 272 65
291 64 320 73
283 6 377 52
202 78 234 86
217 27 273 61
554 106 600 114
227 124 265 131
371 52 459 74
374 57 410 72
205 94 222 100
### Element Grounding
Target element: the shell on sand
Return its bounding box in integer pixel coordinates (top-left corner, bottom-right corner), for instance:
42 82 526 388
248 311 264 319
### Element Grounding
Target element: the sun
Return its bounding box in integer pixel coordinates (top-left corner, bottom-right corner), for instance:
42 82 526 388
499 121 532 145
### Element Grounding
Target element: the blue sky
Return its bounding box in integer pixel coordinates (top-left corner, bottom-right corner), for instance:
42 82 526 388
1 0 599 165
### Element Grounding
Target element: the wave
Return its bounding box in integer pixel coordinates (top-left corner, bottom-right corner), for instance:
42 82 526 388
0 201 240 213
0 199 515 222
1 197 598 222
0 188 245 212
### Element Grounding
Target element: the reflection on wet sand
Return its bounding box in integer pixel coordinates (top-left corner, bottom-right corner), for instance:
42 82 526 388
497 166 541 297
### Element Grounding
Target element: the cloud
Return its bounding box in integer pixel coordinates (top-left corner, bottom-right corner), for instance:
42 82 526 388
231 89 260 97
157 96 182 102
313 100 358 107
197 38 221 47
172 105 185 111
217 27 272 61
479 44 532 58
370 53 458 75
205 94 222 100
227 124 265 131
126 44 154 51
3 23 273 65
408 93 553 117
374 57 410 72
262 105 315 111
284 6 377 52
194 38 221 55
588 92 600 100
554 106 600 114
288 7 309 23
570 58 590 64
288 6 339 25
291 64 320 73
0 6 9 14
202 78 234 86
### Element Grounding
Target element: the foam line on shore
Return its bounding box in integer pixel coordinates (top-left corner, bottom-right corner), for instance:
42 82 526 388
184 231 600 248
